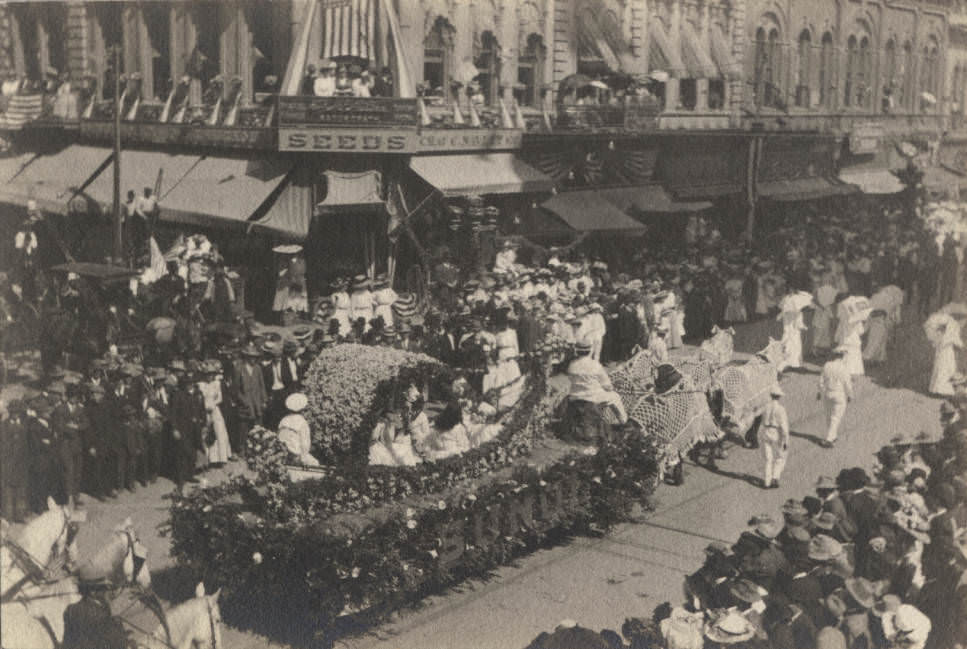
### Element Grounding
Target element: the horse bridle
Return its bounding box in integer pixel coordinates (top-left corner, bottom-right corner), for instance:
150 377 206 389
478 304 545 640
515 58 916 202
206 595 220 649
1 513 77 602
120 527 146 584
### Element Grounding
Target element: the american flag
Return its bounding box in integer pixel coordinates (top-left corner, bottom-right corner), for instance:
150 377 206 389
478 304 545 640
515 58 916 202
320 0 375 60
0 94 43 129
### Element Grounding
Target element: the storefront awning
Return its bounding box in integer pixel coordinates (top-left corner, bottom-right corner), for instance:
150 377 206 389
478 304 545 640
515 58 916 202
922 165 965 198
710 27 740 80
649 22 684 76
158 156 291 227
598 185 712 213
758 177 857 202
838 169 905 195
541 191 647 234
0 151 39 184
0 145 113 214
680 22 718 79
85 150 203 208
411 153 553 197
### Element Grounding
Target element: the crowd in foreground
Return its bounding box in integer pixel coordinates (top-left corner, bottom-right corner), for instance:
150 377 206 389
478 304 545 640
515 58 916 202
526 395 967 649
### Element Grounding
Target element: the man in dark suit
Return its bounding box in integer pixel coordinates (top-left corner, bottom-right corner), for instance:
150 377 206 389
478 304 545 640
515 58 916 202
281 340 303 393
234 342 267 453
168 369 205 491
62 581 127 649
424 313 458 366
516 299 543 357
51 382 88 503
83 384 114 499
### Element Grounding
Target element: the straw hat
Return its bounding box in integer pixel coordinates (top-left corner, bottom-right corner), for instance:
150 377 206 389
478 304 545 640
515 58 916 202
704 611 755 644
285 392 308 412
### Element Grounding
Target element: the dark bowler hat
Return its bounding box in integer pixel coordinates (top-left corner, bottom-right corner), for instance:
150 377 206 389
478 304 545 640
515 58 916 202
653 364 682 394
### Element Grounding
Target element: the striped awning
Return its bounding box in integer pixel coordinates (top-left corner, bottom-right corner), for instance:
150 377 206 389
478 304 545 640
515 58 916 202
320 0 376 60
710 27 741 80
0 94 43 130
411 154 553 197
680 22 718 79
648 22 683 76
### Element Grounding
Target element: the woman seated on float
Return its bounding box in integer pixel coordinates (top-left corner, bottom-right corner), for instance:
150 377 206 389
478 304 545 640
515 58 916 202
368 408 422 467
277 392 320 466
483 309 525 413
432 377 503 455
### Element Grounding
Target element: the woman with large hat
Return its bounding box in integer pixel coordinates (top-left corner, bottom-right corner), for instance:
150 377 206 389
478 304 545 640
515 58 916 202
328 277 352 337
373 274 397 330
349 275 374 332
566 336 627 424
198 359 232 467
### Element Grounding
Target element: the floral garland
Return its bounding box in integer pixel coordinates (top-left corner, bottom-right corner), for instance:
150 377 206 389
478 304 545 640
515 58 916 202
168 432 660 644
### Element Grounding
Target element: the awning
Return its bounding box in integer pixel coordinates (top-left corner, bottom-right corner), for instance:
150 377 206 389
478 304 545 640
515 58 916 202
158 156 291 227
0 145 113 214
598 185 712 213
922 165 965 197
758 177 857 202
411 153 553 197
649 22 684 76
680 22 718 79
838 169 905 195
710 27 740 80
85 150 203 208
541 191 647 233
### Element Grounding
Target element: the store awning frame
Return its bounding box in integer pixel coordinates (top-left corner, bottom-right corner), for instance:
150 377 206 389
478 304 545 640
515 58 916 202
709 27 741 80
758 177 857 202
541 190 647 234
598 185 712 213
411 153 554 197
0 145 114 214
648 21 684 76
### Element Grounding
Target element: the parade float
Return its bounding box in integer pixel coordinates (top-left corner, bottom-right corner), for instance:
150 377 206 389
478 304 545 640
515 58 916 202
168 343 661 645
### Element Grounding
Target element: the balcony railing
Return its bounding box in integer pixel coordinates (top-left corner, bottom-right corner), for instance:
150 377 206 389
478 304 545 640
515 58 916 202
740 110 949 133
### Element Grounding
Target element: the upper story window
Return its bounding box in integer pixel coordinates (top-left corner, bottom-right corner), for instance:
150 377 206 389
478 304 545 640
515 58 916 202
818 32 834 108
903 41 915 111
753 26 781 108
423 16 453 103
474 31 500 105
844 35 857 107
882 38 896 112
517 33 545 108
796 30 811 107
857 36 872 109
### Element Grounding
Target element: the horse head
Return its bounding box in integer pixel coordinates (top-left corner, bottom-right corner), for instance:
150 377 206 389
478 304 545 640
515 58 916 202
755 337 789 373
76 517 150 590
2 497 83 597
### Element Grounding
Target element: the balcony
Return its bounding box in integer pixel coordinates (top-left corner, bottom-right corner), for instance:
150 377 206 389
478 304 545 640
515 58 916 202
739 109 949 135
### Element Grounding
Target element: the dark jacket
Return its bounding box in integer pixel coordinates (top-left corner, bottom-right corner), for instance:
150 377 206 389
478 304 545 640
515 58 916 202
62 595 127 649
169 385 206 452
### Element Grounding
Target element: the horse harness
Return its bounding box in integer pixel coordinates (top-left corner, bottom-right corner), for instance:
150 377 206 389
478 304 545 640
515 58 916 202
1 515 78 603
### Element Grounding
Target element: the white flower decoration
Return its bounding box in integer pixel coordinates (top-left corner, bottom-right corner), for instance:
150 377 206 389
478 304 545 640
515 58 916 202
428 549 439 559
406 507 415 518
252 552 263 565
437 500 447 510
407 519 417 529
351 566 361 578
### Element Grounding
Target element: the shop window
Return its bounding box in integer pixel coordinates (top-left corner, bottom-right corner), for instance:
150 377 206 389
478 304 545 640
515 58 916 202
708 79 725 109
796 30 811 108
474 31 500 105
819 32 834 108
753 27 767 107
424 16 452 102
680 78 697 110
517 33 545 108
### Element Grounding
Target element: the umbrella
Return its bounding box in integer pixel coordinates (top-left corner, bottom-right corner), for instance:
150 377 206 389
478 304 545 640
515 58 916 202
559 74 593 91
924 312 957 345
648 70 670 83
870 285 904 311
780 291 813 313
589 80 609 90
838 296 872 323
920 92 937 106
942 302 967 318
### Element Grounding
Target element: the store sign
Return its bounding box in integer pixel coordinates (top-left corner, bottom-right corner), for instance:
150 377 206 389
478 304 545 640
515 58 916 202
279 128 524 152
80 121 275 150
278 96 419 127
850 125 883 155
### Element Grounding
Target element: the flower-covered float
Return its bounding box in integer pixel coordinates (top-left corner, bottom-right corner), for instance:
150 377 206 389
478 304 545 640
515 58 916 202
168 343 660 646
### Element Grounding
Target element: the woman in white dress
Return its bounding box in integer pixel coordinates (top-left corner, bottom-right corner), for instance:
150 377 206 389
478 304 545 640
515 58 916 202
842 320 866 376
862 310 889 365
372 275 397 329
724 277 747 323
929 320 963 396
780 309 807 369
199 363 231 465
329 278 352 336
487 313 525 412
348 275 374 331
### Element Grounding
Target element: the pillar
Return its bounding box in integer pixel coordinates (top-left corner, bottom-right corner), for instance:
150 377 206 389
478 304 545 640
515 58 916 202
500 0 518 105
697 78 708 110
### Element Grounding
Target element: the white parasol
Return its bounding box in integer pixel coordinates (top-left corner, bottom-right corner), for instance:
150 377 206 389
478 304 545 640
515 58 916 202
838 295 873 323
780 291 814 314
870 285 904 315
941 302 967 318
924 312 958 345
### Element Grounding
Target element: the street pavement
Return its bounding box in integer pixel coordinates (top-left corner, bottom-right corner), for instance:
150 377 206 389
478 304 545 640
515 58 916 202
4 308 947 649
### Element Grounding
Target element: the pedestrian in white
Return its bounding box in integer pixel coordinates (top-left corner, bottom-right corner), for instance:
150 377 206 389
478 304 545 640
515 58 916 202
818 345 853 448
779 309 807 369
760 385 789 489
928 319 963 396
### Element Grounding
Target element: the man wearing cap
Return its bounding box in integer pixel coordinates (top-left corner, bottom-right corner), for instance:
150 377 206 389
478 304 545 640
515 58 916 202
278 393 318 466
62 578 128 649
818 346 853 448
566 338 628 424
760 385 790 489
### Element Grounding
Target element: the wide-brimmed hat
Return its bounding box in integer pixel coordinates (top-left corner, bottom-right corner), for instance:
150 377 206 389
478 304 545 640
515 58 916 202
654 364 683 394
751 514 782 540
273 244 303 255
882 604 931 641
808 534 843 561
782 499 809 518
704 611 755 644
872 594 902 617
728 578 765 604
844 577 875 610
574 339 592 354
285 392 308 412
352 275 371 290
240 342 261 358
815 475 837 491
813 511 839 531
292 326 313 341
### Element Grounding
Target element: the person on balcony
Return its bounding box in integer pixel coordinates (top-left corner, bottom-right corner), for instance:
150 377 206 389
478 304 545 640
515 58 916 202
313 60 337 97
352 69 372 98
334 64 353 96
374 67 394 97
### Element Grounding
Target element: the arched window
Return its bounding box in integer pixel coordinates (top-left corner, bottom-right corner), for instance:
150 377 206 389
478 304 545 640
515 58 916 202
819 31 834 107
424 16 453 102
796 30 811 107
930 45 941 102
903 41 914 110
883 39 896 90
753 27 767 107
474 31 500 105
844 35 857 107
858 36 872 108
767 28 781 105
517 33 545 107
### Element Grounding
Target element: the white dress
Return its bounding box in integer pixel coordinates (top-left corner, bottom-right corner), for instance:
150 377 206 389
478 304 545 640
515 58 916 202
930 324 963 395
349 289 374 330
843 322 865 376
780 311 806 369
330 292 352 336
373 288 397 328
724 279 747 322
485 331 524 412
200 380 231 464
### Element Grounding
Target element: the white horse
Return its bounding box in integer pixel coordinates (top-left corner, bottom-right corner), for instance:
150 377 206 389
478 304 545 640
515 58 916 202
1 496 85 649
74 516 152 590
131 582 223 649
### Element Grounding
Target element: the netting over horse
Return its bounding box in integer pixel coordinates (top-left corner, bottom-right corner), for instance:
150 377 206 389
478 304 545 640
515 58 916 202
712 338 785 436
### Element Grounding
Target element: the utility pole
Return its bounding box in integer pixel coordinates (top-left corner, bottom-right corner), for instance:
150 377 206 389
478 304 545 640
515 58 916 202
112 44 123 266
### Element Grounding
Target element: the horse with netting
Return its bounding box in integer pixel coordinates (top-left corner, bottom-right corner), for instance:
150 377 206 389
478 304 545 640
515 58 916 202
711 337 786 445
699 325 735 367
609 348 724 485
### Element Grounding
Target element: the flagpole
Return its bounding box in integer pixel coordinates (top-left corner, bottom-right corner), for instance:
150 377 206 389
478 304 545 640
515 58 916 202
112 44 123 266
